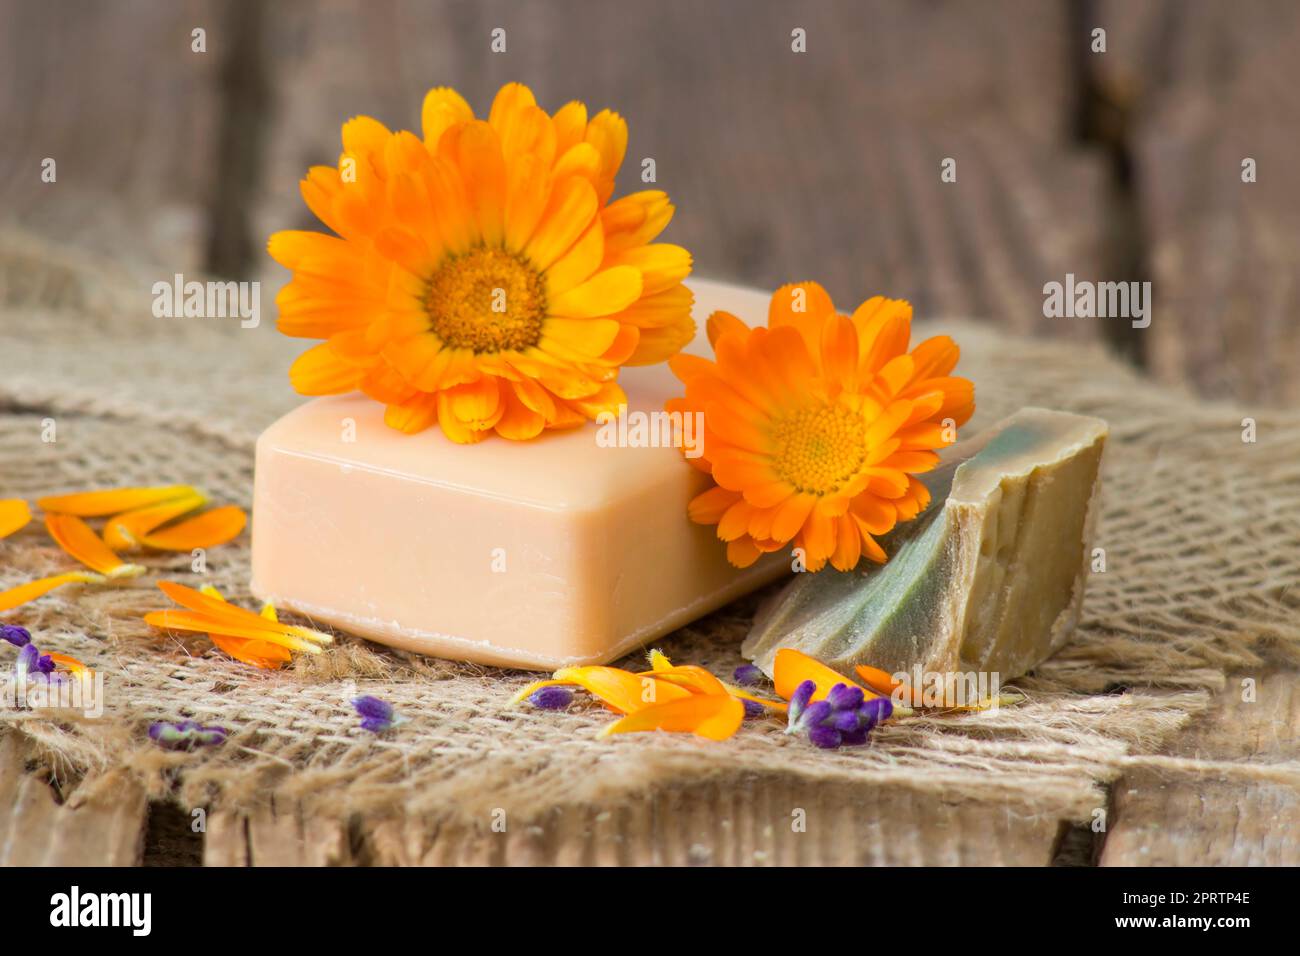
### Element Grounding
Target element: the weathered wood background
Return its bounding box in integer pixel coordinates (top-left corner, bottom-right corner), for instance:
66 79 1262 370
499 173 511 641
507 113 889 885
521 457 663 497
1 0 1297 865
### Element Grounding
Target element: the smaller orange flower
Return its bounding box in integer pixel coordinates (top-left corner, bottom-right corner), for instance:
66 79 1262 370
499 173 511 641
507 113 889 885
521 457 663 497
667 282 974 571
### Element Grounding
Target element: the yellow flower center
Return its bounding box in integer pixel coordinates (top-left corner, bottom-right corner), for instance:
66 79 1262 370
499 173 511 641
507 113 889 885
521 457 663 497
770 402 867 495
425 248 547 353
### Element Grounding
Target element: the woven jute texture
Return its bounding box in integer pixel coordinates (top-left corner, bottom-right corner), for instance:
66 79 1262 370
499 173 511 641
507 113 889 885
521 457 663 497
2 230 1299 830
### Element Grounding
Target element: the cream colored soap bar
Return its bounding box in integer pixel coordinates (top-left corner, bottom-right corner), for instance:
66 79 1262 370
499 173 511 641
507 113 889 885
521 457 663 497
742 408 1108 681
251 280 787 671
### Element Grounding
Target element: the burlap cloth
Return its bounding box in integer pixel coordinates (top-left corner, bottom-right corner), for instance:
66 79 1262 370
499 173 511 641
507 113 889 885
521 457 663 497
2 229 1298 830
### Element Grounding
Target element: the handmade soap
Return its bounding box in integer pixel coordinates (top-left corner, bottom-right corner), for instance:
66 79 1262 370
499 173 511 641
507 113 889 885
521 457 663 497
251 280 788 670
742 408 1108 681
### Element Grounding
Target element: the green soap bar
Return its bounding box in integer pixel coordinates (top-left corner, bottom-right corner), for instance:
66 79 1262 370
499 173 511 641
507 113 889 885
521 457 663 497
741 408 1108 682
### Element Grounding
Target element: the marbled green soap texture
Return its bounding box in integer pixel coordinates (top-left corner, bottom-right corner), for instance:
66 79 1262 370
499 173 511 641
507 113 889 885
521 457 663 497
742 408 1108 682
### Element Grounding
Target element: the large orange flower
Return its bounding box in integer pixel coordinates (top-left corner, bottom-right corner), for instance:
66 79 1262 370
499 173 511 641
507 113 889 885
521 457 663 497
667 283 974 571
269 83 694 443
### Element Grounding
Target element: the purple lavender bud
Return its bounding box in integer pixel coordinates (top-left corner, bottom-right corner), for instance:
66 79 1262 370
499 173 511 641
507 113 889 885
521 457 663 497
352 695 402 732
840 727 869 746
194 726 229 747
826 682 865 712
741 698 765 719
802 700 833 729
808 724 842 749
732 664 763 686
858 696 894 731
831 709 861 732
352 695 394 721
528 686 574 710
16 643 39 675
35 654 55 675
149 720 228 750
0 624 31 647
785 679 817 732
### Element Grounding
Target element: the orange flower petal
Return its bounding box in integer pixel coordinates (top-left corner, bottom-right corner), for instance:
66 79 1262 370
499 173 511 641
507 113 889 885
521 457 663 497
153 581 332 646
854 663 909 697
136 506 248 551
511 665 691 714
773 648 880 703
44 514 145 578
0 499 32 539
143 610 325 654
209 632 293 669
632 663 729 696
37 485 197 517
102 491 208 550
598 693 744 741
723 684 788 714
0 571 105 612
44 651 89 674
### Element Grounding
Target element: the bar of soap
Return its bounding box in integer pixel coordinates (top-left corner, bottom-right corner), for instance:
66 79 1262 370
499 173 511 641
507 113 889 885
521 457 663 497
250 280 787 671
742 408 1108 681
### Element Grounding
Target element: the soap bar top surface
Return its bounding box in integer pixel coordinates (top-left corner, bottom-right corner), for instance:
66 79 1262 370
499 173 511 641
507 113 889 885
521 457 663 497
251 279 787 670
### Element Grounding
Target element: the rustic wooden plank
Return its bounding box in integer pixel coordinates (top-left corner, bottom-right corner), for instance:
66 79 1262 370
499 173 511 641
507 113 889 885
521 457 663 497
1100 669 1300 866
1091 0 1300 403
202 799 352 865
357 778 1063 866
0 0 224 271
0 735 147 866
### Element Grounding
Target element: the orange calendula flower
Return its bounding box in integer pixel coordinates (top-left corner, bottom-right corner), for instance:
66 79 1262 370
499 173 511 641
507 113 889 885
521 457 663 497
268 81 695 444
667 282 974 571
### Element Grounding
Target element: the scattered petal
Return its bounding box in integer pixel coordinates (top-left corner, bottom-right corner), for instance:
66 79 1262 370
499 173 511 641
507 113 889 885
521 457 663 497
44 513 146 578
0 499 32 539
0 571 105 613
598 693 744 741
137 505 248 551
774 647 881 704
102 491 208 550
38 485 198 517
